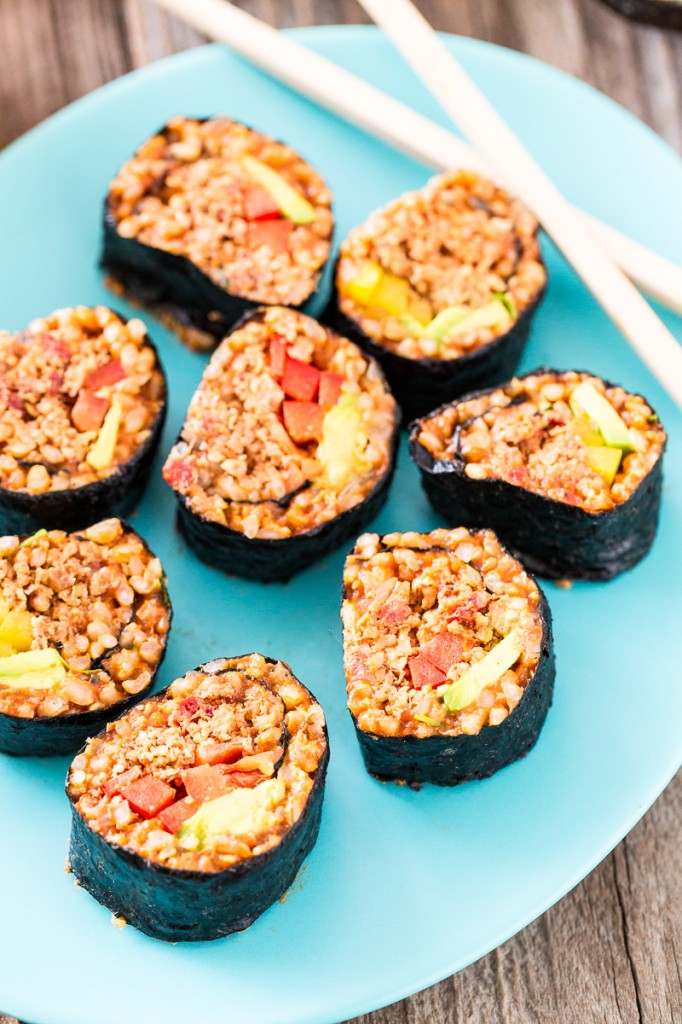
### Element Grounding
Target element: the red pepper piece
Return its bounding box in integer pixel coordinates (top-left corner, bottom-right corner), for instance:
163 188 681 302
158 796 199 834
318 371 344 409
71 391 110 433
195 742 243 766
84 358 126 391
282 356 320 402
270 335 287 379
102 765 141 798
408 654 447 689
243 185 282 221
420 632 463 674
181 765 233 803
282 400 325 444
120 775 176 819
249 219 293 252
163 457 196 494
223 771 264 790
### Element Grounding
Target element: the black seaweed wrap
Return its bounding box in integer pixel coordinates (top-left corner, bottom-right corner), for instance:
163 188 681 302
409 370 666 580
101 120 333 346
352 590 554 788
0 537 171 757
0 337 167 536
323 265 545 421
66 655 329 942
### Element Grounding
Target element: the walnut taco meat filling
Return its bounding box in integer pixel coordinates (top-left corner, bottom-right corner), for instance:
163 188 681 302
411 370 666 580
325 170 546 418
163 307 399 580
0 518 170 756
66 654 329 941
104 116 334 350
342 528 554 786
0 306 166 532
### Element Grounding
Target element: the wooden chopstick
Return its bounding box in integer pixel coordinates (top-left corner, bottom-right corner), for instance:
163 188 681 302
149 0 682 392
355 0 682 406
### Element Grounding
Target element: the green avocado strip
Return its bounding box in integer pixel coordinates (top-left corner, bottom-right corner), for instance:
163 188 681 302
441 630 524 713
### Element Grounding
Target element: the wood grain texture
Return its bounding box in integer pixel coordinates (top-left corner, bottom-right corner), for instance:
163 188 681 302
0 2 680 1023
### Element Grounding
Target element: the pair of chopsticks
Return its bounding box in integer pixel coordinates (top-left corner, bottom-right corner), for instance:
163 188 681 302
151 0 682 408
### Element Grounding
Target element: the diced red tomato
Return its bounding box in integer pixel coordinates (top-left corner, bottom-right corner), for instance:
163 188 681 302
318 371 344 409
120 775 176 819
71 391 110 432
102 765 141 798
158 796 199 834
377 600 412 627
270 335 288 379
420 632 463 674
282 356 320 402
447 593 488 625
408 654 447 689
249 219 293 251
282 400 325 444
181 764 232 803
84 358 126 391
223 771 264 790
163 457 196 494
195 742 243 766
243 185 282 221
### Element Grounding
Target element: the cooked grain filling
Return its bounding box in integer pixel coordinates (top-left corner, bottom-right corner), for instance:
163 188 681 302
417 372 666 513
108 115 333 307
0 519 169 720
163 307 397 539
67 655 327 872
336 170 545 360
0 305 164 494
343 529 542 739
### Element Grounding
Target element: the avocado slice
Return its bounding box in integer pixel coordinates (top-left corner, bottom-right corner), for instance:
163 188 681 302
241 155 316 225
586 445 622 484
317 394 369 492
441 629 524 713
177 778 285 846
569 381 635 452
443 295 514 340
86 396 122 471
0 648 66 690
424 305 469 341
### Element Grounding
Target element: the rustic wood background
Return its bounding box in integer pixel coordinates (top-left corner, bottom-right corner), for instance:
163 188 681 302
1 2 680 1023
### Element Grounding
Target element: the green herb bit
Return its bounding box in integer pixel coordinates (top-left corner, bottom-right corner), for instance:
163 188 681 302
415 714 440 727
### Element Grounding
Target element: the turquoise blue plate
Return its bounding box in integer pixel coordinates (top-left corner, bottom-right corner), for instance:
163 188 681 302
0 27 681 1024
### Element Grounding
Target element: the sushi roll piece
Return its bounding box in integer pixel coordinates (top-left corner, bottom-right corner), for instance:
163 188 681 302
324 170 546 420
0 518 171 756
103 116 334 351
66 653 329 942
0 306 166 534
342 528 554 787
163 307 399 581
410 369 667 580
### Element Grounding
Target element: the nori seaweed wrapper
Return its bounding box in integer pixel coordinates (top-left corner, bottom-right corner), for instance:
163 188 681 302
323 269 544 422
352 590 554 788
409 369 666 580
0 335 167 536
66 655 329 942
168 309 401 582
101 118 334 348
0 525 172 757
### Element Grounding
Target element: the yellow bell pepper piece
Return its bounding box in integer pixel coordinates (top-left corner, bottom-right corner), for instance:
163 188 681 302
344 261 384 305
0 609 33 652
87 396 122 471
586 446 622 485
370 272 410 316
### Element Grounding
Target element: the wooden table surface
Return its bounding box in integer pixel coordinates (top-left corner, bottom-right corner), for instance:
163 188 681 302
0 2 680 1023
